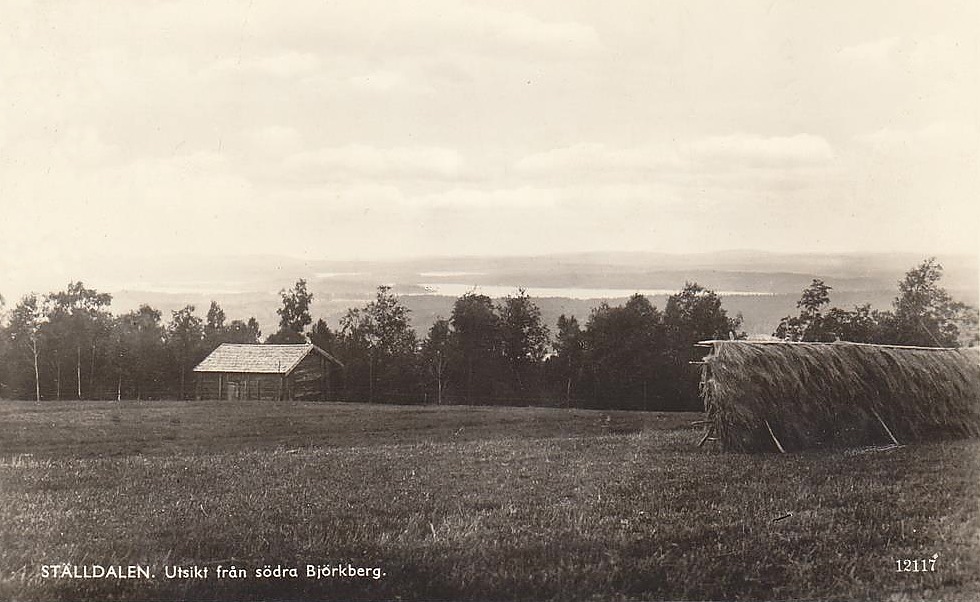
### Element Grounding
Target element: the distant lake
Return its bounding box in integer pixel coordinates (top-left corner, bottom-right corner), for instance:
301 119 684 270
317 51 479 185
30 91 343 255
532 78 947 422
410 283 774 299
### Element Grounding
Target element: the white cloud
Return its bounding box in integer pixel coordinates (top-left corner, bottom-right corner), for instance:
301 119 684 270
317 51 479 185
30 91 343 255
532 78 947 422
210 51 322 78
838 37 901 63
129 1 602 63
854 122 963 148
2 0 978 294
514 137 835 186
515 143 682 177
683 134 834 168
246 126 304 154
280 145 464 181
459 5 602 57
348 71 407 92
411 186 561 209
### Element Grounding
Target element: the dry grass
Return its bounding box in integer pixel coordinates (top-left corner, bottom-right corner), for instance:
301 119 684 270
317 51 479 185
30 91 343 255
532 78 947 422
700 341 980 452
0 399 978 601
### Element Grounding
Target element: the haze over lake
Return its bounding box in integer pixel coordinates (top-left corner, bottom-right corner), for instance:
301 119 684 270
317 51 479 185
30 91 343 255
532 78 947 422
410 283 774 299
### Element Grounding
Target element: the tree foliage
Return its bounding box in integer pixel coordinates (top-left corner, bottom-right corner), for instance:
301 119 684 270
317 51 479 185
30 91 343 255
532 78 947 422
774 259 977 347
167 306 205 399
47 282 113 399
449 293 501 403
420 318 452 404
550 314 584 406
270 279 313 342
204 301 261 348
338 286 419 402
2 257 973 405
662 283 744 408
887 258 977 346
582 295 665 409
111 305 167 400
498 289 550 395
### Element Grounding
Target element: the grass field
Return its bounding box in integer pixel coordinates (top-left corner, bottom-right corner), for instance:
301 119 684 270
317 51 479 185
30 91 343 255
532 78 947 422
1 399 978 601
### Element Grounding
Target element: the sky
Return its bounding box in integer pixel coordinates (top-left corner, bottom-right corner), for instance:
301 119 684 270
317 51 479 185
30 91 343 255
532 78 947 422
1 0 978 298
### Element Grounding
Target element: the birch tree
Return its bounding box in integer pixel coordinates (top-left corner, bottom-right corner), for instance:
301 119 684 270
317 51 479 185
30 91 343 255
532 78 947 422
167 306 204 400
7 295 49 402
48 282 112 399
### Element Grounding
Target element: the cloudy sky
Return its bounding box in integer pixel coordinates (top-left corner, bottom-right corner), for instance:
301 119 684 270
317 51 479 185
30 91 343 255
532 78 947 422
1 0 977 294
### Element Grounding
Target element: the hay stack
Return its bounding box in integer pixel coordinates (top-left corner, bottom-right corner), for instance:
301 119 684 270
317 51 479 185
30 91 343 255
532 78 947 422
698 341 980 452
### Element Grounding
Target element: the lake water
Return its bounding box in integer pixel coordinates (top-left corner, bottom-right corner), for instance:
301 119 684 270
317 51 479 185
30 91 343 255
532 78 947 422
410 283 773 299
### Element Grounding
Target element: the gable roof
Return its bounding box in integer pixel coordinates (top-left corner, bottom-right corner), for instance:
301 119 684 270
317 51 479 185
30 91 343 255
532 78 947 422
192 343 343 374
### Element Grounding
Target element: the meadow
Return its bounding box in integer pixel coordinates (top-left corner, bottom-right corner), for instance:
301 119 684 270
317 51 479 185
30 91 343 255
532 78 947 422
0 399 977 601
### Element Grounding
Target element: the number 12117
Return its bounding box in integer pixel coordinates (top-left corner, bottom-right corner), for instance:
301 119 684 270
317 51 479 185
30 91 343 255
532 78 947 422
896 555 938 572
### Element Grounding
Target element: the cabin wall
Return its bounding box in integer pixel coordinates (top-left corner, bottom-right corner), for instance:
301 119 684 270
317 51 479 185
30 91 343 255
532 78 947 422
287 354 331 401
196 373 221 399
195 372 284 401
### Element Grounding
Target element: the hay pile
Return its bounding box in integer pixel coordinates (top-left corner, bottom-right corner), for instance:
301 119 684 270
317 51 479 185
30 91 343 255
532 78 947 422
698 341 980 452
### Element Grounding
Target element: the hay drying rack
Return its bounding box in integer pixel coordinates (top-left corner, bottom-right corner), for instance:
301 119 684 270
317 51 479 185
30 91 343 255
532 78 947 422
687 339 963 453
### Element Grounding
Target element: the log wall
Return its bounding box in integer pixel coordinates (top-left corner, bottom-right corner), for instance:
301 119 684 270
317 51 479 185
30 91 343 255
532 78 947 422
195 373 284 401
194 351 335 401
287 353 331 401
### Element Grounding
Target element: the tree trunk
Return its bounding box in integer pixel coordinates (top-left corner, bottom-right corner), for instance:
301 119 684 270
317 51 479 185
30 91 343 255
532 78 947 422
179 361 186 400
55 362 61 400
368 351 374 403
435 353 444 405
76 343 82 400
437 364 443 405
117 374 122 402
31 339 41 403
90 341 97 398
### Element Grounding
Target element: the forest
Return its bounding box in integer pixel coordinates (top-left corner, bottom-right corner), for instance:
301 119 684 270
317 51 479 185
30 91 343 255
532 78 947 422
0 258 975 410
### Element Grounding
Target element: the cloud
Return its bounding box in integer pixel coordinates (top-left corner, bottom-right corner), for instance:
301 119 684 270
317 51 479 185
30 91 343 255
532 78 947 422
245 126 304 156
345 69 437 95
514 136 834 183
514 143 682 177
838 37 901 63
854 122 962 148
411 186 561 209
683 134 834 168
837 34 972 75
2 0 978 280
210 51 322 78
460 5 602 57
136 1 602 63
280 145 464 181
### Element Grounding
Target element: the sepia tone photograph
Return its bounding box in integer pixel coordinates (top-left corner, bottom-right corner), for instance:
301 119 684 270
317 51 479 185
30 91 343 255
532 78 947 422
1 1 978 601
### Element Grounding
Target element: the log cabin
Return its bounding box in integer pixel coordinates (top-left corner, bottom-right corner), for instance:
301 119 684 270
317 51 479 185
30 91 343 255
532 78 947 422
193 343 343 401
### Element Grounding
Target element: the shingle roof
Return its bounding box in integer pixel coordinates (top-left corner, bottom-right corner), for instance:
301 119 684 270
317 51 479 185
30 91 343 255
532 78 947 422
193 343 342 374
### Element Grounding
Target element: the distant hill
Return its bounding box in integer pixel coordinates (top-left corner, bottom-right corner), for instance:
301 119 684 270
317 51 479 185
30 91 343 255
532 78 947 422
93 251 978 340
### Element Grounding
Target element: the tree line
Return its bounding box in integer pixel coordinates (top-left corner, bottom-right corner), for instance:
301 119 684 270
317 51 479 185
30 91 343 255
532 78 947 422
0 285 261 402
0 258 974 408
774 258 977 347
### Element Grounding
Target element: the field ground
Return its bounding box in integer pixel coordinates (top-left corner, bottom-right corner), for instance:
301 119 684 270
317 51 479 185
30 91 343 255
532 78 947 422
1 399 978 601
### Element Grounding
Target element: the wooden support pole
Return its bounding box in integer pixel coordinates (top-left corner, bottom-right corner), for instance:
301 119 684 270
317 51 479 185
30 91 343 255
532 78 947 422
764 419 786 454
698 425 714 447
871 408 900 446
